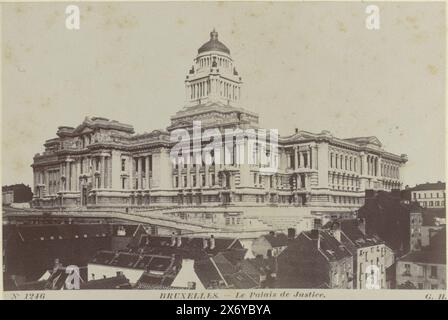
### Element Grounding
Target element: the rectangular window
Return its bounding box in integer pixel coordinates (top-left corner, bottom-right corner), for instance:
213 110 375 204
121 159 126 171
404 264 411 276
430 266 437 278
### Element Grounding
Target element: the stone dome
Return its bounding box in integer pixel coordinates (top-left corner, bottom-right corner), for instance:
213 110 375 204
197 29 230 55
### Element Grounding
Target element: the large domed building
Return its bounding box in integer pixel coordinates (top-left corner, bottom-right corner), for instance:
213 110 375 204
31 30 407 231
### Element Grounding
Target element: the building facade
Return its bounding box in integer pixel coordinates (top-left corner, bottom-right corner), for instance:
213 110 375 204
409 182 446 209
323 219 388 289
277 229 354 288
31 30 407 215
396 228 446 290
358 190 422 258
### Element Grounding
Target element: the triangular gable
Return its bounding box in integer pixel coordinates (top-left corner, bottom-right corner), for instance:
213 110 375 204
367 136 382 147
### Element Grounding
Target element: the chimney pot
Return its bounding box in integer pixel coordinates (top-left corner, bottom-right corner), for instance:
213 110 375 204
287 228 296 240
171 232 176 246
210 235 216 250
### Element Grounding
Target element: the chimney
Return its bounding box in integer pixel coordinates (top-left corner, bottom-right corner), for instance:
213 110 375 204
116 271 123 277
317 233 321 250
287 228 296 240
203 237 208 249
117 226 126 236
53 258 62 272
210 235 216 250
295 128 299 134
358 218 366 235
333 229 341 243
187 282 197 290
331 222 341 242
269 231 275 236
176 236 182 247
171 232 176 246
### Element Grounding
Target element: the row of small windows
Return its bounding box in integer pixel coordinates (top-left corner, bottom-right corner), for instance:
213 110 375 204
197 56 232 69
190 80 211 99
381 163 399 179
329 153 358 172
419 201 445 208
175 174 216 188
189 80 240 101
119 157 153 173
414 192 446 199
332 196 362 205
330 173 360 188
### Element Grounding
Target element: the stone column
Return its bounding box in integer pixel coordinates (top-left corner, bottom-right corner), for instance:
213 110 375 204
205 165 210 187
376 157 380 177
311 145 318 169
186 161 191 188
293 146 298 170
75 159 81 191
137 157 143 189
360 153 366 176
64 160 70 191
129 156 134 189
196 163 200 187
70 160 75 191
214 163 218 186
145 156 150 189
100 156 106 189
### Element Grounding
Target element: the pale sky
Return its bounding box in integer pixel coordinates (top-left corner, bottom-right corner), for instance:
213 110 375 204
1 1 445 187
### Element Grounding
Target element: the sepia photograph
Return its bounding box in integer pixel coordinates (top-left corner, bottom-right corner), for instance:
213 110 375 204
1 0 446 300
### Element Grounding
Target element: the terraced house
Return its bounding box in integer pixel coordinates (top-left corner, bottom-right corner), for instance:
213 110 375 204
31 30 407 224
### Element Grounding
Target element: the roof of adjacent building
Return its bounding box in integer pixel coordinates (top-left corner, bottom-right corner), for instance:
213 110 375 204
399 228 446 265
13 224 110 242
198 30 230 55
300 230 352 261
90 250 179 273
410 182 446 191
81 274 132 289
136 234 242 258
194 253 259 289
262 232 288 248
422 208 446 226
135 272 176 289
400 250 445 265
324 219 384 249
